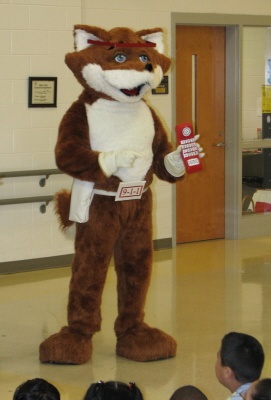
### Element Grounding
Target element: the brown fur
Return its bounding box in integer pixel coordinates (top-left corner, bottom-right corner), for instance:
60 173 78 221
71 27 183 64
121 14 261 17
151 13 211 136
39 25 181 365
54 190 73 229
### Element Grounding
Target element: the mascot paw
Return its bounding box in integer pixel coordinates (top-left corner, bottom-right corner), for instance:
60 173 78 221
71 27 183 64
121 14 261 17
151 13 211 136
116 323 177 362
39 326 92 365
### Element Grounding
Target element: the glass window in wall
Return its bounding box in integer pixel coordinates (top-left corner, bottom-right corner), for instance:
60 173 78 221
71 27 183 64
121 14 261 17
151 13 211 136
242 147 271 214
242 27 271 215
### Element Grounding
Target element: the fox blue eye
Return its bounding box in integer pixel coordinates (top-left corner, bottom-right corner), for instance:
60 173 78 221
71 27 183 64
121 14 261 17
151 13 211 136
115 54 126 63
139 55 149 63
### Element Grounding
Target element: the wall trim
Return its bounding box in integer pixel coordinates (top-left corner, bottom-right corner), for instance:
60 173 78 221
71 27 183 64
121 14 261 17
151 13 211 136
0 254 73 275
0 238 173 274
153 238 172 250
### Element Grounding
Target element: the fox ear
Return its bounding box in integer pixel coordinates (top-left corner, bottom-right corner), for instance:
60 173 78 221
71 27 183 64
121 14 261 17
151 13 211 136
73 25 108 51
73 29 99 51
137 28 164 54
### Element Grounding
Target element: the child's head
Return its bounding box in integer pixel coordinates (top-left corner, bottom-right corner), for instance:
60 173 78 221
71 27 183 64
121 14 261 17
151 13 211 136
13 378 60 400
169 385 208 400
84 381 143 400
215 332 264 392
245 379 271 400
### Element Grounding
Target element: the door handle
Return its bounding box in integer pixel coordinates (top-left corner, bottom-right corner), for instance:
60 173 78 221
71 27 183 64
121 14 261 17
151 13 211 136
213 142 225 147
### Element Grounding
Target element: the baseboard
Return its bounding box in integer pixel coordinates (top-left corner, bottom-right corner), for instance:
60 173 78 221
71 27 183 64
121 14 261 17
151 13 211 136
153 238 172 250
0 254 73 275
0 238 172 274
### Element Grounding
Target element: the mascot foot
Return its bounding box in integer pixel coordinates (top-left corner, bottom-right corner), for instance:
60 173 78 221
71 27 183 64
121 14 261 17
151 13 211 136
116 322 177 362
39 326 92 365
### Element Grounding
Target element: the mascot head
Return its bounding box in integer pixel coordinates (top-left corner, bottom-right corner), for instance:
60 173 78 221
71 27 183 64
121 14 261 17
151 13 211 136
65 25 171 103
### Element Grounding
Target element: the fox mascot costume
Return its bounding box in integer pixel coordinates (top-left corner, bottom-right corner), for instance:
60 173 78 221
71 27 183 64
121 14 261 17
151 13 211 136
39 24 203 364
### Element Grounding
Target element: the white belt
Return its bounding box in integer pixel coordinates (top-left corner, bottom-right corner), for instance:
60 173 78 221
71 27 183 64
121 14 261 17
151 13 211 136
93 187 148 197
93 188 118 196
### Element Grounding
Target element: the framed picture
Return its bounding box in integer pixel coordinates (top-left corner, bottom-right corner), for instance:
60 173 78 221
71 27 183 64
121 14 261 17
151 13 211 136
152 75 169 95
28 77 57 108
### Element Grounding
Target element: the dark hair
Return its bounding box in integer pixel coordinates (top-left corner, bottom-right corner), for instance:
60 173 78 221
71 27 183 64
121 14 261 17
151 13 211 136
169 385 208 400
220 332 264 383
84 381 143 400
252 379 271 400
13 378 60 400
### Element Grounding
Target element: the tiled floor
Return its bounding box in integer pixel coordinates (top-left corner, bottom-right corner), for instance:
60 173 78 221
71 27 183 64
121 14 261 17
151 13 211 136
1 237 271 400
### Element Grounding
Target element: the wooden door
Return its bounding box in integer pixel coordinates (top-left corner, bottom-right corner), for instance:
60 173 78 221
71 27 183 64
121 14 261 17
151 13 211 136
176 26 225 243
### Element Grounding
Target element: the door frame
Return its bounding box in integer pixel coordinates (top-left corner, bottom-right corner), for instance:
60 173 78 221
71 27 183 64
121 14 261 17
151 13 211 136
171 13 271 242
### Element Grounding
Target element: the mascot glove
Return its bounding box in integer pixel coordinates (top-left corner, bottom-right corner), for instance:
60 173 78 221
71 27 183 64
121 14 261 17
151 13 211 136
164 145 186 177
98 150 142 177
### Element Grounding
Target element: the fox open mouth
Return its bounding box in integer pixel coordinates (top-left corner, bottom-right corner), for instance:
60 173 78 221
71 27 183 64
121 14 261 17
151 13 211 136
120 84 144 97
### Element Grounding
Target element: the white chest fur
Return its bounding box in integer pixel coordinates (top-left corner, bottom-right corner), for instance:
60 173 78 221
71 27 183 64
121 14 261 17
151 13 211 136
85 99 155 182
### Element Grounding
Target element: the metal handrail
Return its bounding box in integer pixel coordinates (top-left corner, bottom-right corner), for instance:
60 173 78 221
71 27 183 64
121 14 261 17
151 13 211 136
0 169 61 178
0 195 54 213
0 195 54 206
0 169 62 213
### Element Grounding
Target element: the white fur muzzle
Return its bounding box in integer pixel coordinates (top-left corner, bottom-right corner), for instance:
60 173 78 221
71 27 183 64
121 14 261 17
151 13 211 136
82 63 163 103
